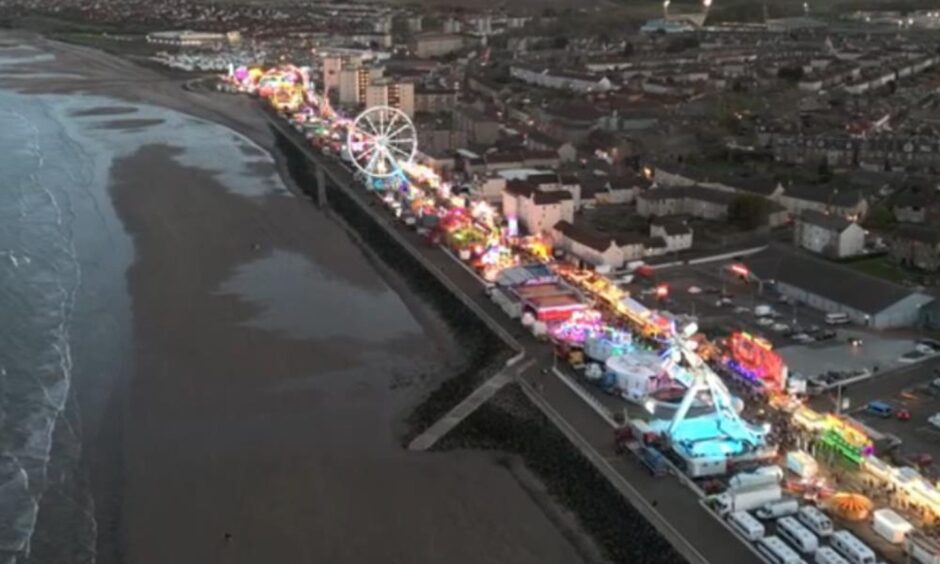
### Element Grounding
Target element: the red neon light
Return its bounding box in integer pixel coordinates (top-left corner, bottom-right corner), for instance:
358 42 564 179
728 331 785 390
655 284 669 298
731 264 749 277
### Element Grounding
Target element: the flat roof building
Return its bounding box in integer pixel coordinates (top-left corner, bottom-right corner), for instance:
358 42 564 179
744 245 933 328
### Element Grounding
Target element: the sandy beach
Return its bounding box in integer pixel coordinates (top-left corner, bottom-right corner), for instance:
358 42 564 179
0 31 592 564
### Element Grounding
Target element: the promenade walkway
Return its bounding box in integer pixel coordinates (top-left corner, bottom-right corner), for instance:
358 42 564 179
265 113 762 564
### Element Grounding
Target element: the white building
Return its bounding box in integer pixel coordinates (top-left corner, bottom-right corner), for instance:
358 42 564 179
364 79 415 117
470 175 507 203
502 180 575 236
410 33 466 58
146 30 229 47
553 221 624 269
338 65 384 106
510 65 614 93
794 210 865 258
650 219 693 252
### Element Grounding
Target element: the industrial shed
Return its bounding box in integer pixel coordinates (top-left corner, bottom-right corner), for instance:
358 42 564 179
744 246 934 329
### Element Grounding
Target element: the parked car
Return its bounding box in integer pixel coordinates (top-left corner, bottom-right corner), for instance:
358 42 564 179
896 409 911 421
929 413 940 430
687 286 702 294
757 317 774 327
918 338 940 351
867 401 894 418
815 330 837 341
792 333 815 344
772 323 790 333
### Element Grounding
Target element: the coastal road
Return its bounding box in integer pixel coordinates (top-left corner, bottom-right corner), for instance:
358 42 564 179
265 112 762 564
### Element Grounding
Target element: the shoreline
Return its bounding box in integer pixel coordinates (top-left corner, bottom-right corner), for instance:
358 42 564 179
0 31 599 564
259 89 687 564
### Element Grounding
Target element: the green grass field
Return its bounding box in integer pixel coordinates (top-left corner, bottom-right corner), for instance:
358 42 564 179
846 256 910 284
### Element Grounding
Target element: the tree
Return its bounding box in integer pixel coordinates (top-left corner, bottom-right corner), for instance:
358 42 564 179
728 194 772 230
552 36 569 50
777 65 804 82
817 157 832 183
864 204 895 230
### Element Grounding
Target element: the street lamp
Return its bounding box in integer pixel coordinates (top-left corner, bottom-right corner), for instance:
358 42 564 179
663 0 671 19
703 0 713 16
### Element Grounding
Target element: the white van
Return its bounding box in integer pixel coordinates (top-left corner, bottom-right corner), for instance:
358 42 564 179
831 531 876 564
728 510 765 541
797 506 833 537
778 516 819 554
815 546 850 564
825 312 850 325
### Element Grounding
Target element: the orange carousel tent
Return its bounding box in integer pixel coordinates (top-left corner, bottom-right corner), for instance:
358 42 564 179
827 492 873 522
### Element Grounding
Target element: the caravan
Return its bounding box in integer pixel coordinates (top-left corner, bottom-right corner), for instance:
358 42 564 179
777 516 818 555
728 511 765 541
757 535 806 564
814 547 850 564
797 506 833 537
830 531 875 564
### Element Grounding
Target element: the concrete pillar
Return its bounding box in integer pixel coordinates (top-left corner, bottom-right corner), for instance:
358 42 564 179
316 166 327 208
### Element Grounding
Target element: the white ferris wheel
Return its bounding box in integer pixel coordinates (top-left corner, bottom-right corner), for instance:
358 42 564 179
346 106 417 179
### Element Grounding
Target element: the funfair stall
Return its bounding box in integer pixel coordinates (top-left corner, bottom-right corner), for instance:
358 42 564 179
724 332 788 393
604 351 670 402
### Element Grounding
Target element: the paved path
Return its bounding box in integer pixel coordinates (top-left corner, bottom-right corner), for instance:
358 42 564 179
408 359 532 452
265 113 763 564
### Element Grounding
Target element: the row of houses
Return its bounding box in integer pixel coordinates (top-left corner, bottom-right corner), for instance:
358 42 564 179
769 132 940 171
640 166 869 223
636 184 789 227
551 217 693 271
509 65 616 94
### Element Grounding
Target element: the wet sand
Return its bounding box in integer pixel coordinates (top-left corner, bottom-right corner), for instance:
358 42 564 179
0 32 593 564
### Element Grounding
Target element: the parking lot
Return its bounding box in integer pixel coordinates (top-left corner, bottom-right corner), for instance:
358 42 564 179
777 333 914 379
845 363 940 471
650 264 838 346
645 263 925 385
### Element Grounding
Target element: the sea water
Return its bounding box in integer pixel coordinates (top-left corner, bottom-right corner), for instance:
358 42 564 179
0 47 300 564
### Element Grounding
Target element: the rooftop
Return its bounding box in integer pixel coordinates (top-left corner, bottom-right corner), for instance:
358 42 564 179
896 224 940 245
533 190 573 205
745 245 922 315
797 210 854 232
784 184 866 208
554 220 616 252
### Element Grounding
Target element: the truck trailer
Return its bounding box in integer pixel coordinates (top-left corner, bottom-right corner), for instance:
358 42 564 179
713 484 782 515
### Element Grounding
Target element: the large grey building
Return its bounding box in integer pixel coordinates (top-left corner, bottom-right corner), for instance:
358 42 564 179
744 246 934 328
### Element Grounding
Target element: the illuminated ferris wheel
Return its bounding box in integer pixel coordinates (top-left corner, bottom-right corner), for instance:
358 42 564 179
346 106 417 179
